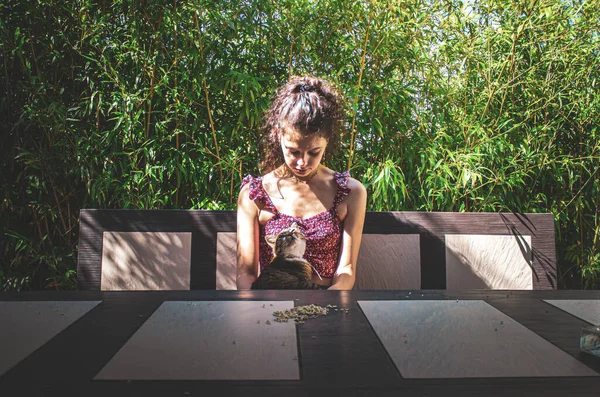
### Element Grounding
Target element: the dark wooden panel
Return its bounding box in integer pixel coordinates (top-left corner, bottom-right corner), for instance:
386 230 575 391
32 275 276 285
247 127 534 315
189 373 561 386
419 230 446 289
190 231 216 290
362 212 557 290
77 210 237 290
77 210 557 291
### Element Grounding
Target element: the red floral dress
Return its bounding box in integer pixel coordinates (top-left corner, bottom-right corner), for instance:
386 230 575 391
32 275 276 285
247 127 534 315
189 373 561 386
240 171 351 278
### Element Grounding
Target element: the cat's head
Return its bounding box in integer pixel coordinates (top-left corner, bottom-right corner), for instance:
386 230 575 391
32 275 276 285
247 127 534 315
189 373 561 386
265 222 306 258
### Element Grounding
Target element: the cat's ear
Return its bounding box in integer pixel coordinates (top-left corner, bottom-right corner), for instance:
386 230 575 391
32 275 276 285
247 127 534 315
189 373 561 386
265 234 277 249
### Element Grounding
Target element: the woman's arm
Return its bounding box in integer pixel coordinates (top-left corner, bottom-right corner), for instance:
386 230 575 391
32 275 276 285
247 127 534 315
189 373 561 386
236 183 260 290
329 178 367 290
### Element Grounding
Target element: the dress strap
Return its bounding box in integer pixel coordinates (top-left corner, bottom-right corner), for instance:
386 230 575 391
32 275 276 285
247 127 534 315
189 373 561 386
332 171 351 207
240 174 278 212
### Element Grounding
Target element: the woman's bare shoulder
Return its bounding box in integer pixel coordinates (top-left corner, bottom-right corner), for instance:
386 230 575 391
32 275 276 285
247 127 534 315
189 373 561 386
347 176 367 201
239 181 251 196
237 182 255 209
347 176 365 190
238 175 264 212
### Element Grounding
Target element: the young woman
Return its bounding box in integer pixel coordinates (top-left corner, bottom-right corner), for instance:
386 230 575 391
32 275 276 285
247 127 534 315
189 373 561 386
236 76 367 290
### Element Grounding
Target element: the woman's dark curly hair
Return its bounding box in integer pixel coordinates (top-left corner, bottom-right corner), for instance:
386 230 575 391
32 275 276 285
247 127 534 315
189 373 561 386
260 75 346 173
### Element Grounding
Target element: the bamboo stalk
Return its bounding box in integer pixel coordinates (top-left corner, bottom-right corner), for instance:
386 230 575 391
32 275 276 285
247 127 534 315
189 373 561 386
67 200 72 245
146 70 155 138
30 41 40 79
580 132 584 286
174 0 180 208
44 215 50 245
287 2 294 77
144 10 163 138
51 184 68 237
347 21 371 170
288 36 294 77
203 76 223 183
32 209 44 249
229 164 234 203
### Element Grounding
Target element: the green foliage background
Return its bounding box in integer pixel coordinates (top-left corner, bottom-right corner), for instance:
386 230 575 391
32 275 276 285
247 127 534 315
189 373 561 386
1 0 599 290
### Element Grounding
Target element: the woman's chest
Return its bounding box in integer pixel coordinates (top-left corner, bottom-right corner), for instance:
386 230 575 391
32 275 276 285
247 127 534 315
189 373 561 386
264 181 334 217
258 204 348 230
257 176 348 224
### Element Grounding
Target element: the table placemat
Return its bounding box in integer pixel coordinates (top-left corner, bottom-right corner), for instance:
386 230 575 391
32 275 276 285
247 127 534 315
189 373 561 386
358 300 599 379
542 300 600 325
94 300 299 380
0 301 101 376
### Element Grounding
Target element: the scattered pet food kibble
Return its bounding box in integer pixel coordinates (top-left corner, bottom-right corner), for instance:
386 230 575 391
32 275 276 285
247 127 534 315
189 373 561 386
265 320 271 325
272 304 331 323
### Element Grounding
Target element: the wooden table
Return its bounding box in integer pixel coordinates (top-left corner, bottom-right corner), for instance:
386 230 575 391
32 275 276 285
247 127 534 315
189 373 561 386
1 289 600 396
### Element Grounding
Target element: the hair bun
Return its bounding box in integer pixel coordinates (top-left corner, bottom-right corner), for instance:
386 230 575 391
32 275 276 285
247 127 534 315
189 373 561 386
297 83 311 93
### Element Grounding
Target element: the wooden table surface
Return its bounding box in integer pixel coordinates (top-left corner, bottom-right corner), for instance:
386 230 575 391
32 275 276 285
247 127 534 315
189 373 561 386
1 289 600 396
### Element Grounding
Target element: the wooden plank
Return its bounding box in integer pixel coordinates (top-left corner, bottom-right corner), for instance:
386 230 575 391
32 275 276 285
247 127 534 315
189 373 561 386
76 210 557 291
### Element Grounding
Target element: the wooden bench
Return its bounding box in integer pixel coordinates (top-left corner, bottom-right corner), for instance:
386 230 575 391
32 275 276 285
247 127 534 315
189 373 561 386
76 210 557 291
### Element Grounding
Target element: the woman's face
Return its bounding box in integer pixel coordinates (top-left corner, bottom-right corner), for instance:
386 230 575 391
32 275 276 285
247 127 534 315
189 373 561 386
280 130 328 179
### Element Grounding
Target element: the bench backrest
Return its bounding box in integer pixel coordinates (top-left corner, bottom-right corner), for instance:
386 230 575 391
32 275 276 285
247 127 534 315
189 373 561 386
77 210 557 290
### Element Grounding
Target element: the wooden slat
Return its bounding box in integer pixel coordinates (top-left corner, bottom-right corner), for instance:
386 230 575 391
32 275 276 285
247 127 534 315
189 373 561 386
76 210 557 291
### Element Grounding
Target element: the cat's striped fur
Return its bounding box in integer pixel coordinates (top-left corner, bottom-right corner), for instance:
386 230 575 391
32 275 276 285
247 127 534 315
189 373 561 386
251 222 321 290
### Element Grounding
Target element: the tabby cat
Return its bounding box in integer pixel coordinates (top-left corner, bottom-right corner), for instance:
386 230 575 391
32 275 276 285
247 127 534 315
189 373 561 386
251 222 322 289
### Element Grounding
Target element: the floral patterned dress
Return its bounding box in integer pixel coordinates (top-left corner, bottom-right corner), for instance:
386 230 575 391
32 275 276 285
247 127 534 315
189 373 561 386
240 171 351 278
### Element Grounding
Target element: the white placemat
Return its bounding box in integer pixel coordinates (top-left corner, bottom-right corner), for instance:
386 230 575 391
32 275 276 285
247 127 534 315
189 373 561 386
358 300 599 379
543 300 600 325
94 301 299 380
0 301 101 376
